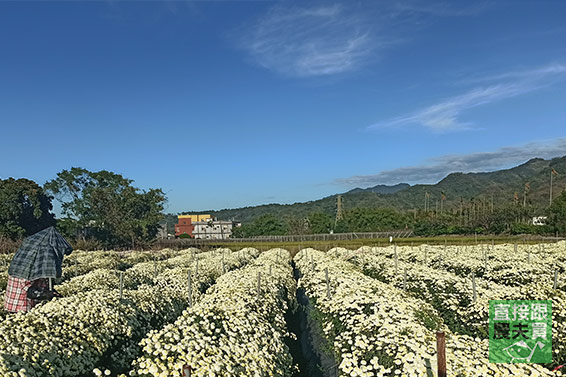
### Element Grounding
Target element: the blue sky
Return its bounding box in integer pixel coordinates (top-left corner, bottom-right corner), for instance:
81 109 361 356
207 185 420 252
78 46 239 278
1 1 566 214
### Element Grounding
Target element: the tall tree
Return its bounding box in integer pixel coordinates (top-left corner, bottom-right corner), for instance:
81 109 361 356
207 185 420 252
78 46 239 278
548 190 566 235
307 212 333 234
0 178 55 239
45 168 166 248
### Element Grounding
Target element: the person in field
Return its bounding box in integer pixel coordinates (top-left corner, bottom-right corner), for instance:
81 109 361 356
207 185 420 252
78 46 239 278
4 226 72 313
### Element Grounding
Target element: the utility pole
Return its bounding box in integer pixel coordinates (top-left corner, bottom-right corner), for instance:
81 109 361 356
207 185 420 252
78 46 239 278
335 195 344 225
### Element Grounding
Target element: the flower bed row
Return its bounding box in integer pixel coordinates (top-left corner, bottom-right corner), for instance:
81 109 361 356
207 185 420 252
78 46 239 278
59 249 189 282
328 247 566 370
295 248 554 376
56 248 249 296
0 248 259 377
368 243 565 289
124 248 296 377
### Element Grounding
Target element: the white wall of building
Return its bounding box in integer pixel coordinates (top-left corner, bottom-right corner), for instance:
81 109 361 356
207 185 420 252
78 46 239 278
193 221 235 239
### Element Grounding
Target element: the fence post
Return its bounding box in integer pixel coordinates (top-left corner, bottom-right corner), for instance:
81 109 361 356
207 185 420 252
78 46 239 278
436 331 447 377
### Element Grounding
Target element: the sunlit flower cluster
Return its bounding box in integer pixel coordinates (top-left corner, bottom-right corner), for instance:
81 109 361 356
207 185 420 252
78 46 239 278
126 248 296 377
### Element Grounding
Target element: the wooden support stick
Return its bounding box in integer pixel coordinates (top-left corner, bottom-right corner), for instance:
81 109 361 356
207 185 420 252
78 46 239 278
554 270 559 290
472 272 477 302
188 271 193 307
394 245 398 273
325 268 331 299
119 271 124 300
436 331 447 377
48 277 53 291
257 271 261 300
311 255 314 272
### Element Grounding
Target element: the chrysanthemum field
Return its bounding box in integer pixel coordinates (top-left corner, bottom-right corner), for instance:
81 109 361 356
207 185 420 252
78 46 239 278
0 242 564 377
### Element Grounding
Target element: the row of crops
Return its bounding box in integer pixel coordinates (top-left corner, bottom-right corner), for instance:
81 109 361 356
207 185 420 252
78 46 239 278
0 242 564 376
0 247 261 376
297 246 564 376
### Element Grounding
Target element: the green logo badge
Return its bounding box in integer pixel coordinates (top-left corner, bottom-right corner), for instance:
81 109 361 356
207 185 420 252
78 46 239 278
489 300 552 363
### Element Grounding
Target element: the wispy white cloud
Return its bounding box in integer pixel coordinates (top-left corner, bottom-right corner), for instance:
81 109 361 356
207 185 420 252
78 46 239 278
237 2 491 78
335 138 566 187
238 4 382 78
392 1 490 17
368 63 566 132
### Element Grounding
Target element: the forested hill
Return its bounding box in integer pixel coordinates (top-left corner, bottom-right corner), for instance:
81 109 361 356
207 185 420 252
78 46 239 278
183 156 566 223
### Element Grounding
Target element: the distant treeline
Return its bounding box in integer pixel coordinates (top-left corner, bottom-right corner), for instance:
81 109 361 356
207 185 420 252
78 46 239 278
229 193 566 238
2 167 566 253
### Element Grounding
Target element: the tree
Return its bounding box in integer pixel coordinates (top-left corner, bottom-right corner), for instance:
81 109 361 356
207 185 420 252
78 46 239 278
548 190 566 235
339 208 409 233
307 212 333 234
286 217 309 235
232 214 288 238
45 168 166 248
0 178 55 239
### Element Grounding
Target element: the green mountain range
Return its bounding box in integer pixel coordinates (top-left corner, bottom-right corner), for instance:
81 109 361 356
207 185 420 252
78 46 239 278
183 156 566 223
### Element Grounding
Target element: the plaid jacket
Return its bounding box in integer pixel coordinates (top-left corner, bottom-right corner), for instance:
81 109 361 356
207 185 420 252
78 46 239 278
8 226 72 280
4 276 48 313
